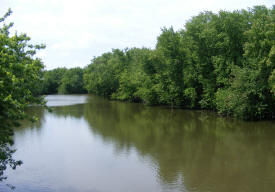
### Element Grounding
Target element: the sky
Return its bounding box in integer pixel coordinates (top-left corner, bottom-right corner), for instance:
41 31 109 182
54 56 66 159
1 0 274 70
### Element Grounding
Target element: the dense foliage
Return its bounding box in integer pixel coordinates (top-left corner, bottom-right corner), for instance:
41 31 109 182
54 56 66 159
84 6 275 120
41 67 67 94
0 10 45 181
41 67 86 94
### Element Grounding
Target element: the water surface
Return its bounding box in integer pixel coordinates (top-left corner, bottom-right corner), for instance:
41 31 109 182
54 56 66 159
1 95 275 192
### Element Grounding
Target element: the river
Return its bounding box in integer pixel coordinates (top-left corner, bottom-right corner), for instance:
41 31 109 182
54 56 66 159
1 94 275 192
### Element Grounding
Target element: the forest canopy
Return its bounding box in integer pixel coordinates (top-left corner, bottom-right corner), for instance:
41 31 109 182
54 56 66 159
39 5 275 120
82 5 275 120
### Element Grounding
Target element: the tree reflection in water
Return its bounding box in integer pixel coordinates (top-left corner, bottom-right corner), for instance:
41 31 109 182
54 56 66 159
9 95 275 192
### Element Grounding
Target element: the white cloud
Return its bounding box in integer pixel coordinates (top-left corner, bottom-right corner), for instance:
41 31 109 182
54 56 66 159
51 32 95 51
1 0 274 69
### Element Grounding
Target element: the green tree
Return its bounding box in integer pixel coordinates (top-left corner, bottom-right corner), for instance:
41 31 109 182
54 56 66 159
58 67 86 94
41 68 67 94
83 5 275 120
0 9 46 181
153 27 186 107
84 49 126 97
112 48 151 102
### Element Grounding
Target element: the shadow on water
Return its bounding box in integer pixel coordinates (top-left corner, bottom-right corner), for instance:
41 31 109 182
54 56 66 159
8 95 275 192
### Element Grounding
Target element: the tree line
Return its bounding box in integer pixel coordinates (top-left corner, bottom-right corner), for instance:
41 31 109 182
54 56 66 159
41 5 275 120
41 67 86 94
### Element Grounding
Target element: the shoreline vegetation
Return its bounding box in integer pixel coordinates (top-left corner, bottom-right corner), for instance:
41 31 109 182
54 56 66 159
41 5 275 120
0 4 274 186
0 9 45 182
0 4 274 189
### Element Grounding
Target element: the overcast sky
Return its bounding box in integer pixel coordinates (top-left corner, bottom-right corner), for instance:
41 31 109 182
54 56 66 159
1 0 274 69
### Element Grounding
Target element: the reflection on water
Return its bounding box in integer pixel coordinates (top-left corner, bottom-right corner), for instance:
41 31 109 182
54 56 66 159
1 95 275 192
